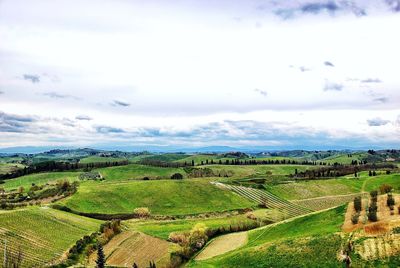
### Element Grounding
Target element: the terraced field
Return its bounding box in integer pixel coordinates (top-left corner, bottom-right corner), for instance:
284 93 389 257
292 193 368 211
214 183 312 218
0 207 101 267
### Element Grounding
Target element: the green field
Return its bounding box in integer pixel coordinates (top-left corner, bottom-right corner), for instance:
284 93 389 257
0 207 101 267
79 156 126 163
189 206 346 267
126 213 257 240
59 179 254 215
95 164 186 181
0 163 25 175
2 171 81 191
318 152 367 164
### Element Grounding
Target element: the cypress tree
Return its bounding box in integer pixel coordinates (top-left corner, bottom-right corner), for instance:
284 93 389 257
96 244 105 268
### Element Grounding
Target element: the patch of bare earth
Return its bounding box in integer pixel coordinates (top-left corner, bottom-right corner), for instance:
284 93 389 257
195 231 248 261
342 198 367 232
355 233 400 260
89 231 172 267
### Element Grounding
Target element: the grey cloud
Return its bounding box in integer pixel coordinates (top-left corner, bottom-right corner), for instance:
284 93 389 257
254 88 267 97
76 115 92 121
43 92 79 100
0 111 37 133
367 118 390 126
324 61 335 67
386 0 400 12
324 81 344 91
0 91 4 95
112 100 130 107
289 65 311 72
95 126 125 134
23 74 40 83
274 1 366 19
373 97 388 103
361 78 382 83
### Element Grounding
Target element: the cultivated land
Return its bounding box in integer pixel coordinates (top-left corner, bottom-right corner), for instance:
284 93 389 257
1 149 400 267
0 207 101 267
59 179 254 215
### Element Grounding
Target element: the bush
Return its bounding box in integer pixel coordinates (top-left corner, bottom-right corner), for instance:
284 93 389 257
353 196 362 212
351 213 360 224
133 207 150 217
368 209 378 222
171 173 183 180
387 193 395 207
380 184 393 194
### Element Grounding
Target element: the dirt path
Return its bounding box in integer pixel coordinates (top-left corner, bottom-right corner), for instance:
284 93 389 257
195 231 248 261
291 192 365 202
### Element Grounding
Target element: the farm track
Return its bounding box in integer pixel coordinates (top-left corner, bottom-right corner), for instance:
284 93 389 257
213 182 313 218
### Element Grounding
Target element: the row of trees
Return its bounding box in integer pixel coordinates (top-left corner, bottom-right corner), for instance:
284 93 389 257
293 163 396 180
0 160 129 181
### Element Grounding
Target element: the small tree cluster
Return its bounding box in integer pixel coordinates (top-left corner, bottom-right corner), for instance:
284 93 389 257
353 196 362 212
133 207 150 218
170 173 183 180
387 193 395 209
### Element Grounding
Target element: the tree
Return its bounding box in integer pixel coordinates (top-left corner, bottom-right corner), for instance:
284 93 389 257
353 196 362 212
96 244 105 268
132 263 138 268
369 170 372 176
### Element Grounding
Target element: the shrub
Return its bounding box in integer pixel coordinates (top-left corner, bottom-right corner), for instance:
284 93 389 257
393 227 400 234
171 173 183 180
387 193 395 207
380 184 393 194
351 213 360 224
368 209 378 222
168 232 188 244
133 207 150 217
353 196 362 212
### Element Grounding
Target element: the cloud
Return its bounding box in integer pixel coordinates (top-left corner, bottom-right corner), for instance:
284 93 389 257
274 1 366 19
254 88 267 97
23 74 40 83
361 78 382 83
367 118 390 126
0 91 4 95
112 100 130 107
289 65 311 72
324 81 344 91
75 115 92 121
0 111 37 133
324 61 335 67
95 125 125 134
42 92 79 100
373 97 388 103
386 0 400 12
301 2 340 14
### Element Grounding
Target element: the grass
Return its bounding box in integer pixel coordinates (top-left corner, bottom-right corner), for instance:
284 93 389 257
2 171 81 191
59 179 254 215
79 156 126 163
267 177 364 200
95 164 186 181
0 163 25 175
125 213 257 240
189 206 346 268
318 152 367 164
0 207 101 267
363 173 400 193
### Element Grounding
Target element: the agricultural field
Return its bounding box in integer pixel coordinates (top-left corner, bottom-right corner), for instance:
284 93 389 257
0 163 25 175
94 164 186 181
1 171 81 191
79 156 126 163
59 179 255 215
0 207 101 267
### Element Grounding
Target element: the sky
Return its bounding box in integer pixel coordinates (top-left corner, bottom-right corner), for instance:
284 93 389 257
0 0 400 151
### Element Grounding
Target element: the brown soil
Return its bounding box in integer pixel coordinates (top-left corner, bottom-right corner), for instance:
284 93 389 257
195 231 248 261
89 231 172 267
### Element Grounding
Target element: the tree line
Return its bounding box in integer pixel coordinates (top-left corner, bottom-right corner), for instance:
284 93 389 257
292 163 396 180
0 160 129 181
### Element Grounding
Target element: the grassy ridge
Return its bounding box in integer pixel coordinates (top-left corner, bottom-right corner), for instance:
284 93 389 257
59 179 254 215
0 207 101 267
2 171 81 191
189 206 346 268
0 163 25 175
95 164 186 181
79 156 126 163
